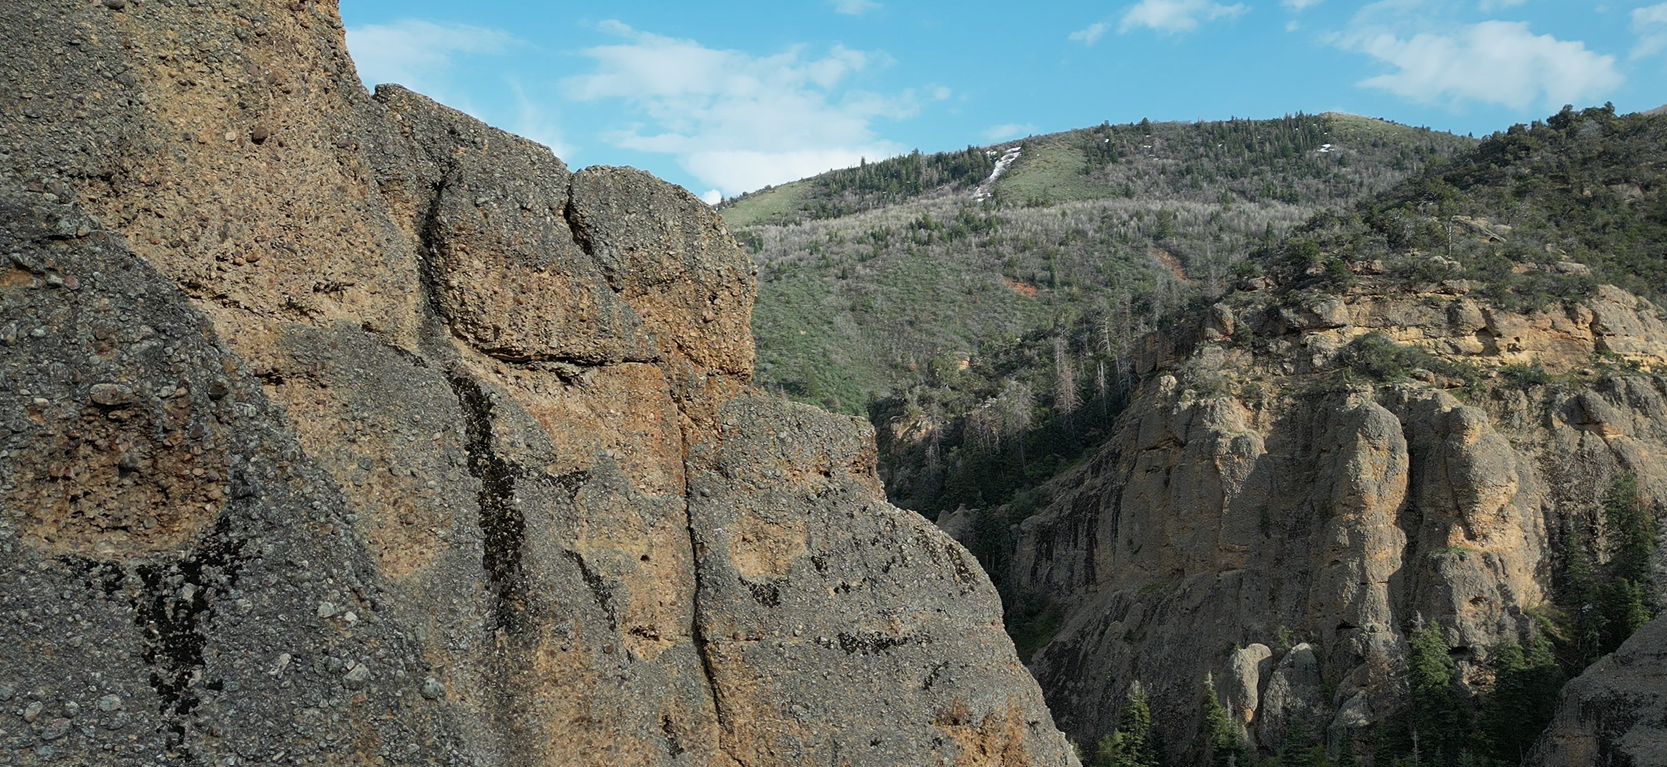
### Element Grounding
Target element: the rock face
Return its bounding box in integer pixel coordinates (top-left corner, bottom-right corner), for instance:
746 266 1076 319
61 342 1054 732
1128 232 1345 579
960 276 1667 760
0 2 1074 766
1529 613 1667 766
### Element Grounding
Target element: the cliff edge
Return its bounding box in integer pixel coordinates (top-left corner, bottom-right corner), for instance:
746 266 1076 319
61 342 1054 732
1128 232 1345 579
0 2 1076 766
942 244 1667 762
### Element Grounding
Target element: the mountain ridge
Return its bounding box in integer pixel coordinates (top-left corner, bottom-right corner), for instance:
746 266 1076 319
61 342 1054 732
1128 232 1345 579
926 104 1667 765
721 112 1470 229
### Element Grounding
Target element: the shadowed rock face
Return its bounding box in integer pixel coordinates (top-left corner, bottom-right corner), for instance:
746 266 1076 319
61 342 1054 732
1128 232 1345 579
1528 614 1667 767
940 277 1667 761
0 2 1076 766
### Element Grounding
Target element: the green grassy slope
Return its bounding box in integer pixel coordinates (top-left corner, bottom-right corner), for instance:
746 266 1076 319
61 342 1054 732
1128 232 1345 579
721 113 1469 228
730 114 1472 414
724 113 1476 515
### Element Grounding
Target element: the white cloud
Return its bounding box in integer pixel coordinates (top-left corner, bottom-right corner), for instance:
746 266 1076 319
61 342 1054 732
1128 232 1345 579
1478 0 1526 10
1345 20 1623 110
701 190 723 205
1284 0 1325 10
982 124 1037 141
1070 22 1109 45
1120 0 1250 35
932 86 954 100
506 80 573 159
346 20 572 159
344 20 513 99
1634 3 1667 59
564 22 912 196
832 0 881 15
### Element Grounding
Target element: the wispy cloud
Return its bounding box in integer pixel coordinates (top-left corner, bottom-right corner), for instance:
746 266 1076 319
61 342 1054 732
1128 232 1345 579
506 80 573 158
832 0 881 16
1478 0 1526 10
1120 0 1250 35
564 21 913 196
982 124 1038 141
1342 19 1623 110
1284 0 1324 10
1069 22 1109 45
344 20 514 101
1634 3 1667 59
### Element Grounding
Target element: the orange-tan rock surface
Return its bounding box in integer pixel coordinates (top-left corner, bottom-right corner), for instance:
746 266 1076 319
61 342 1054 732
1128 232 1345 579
0 2 1075 766
941 274 1667 761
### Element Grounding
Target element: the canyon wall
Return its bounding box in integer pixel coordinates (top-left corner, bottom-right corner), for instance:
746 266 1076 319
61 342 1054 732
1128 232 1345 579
943 272 1667 762
0 2 1075 765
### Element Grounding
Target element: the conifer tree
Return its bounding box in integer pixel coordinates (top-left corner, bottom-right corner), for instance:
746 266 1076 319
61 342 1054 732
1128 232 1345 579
1335 738 1359 767
1200 676 1249 767
1561 519 1607 667
1600 472 1658 653
1096 684 1163 767
1407 623 1466 766
1477 637 1565 764
1607 473 1658 586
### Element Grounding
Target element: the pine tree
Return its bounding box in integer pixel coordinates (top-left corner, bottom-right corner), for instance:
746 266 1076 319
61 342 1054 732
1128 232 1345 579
1200 676 1249 767
1097 684 1163 767
1478 637 1565 764
1606 472 1656 582
1407 623 1466 767
1335 738 1359 767
1602 472 1658 652
1561 518 1606 668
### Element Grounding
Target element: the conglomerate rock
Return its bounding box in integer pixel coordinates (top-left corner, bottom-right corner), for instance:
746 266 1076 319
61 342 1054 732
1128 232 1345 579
0 2 1075 766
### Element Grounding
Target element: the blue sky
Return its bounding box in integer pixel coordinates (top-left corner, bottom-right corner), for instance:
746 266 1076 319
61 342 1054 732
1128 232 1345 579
340 0 1667 203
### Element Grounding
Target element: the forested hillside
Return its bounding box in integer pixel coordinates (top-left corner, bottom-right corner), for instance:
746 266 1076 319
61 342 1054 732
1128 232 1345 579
723 113 1474 513
934 104 1667 767
725 104 1667 766
1267 104 1667 310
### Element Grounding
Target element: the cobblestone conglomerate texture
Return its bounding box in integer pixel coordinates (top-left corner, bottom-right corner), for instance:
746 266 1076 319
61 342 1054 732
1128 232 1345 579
0 2 1077 766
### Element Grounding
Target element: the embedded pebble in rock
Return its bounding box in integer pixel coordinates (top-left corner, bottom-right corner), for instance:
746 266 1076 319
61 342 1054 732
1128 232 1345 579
0 1 1080 765
343 663 372 690
40 718 71 741
88 383 135 406
21 701 43 723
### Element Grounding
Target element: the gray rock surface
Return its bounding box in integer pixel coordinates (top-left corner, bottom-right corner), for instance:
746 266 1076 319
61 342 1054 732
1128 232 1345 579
953 278 1667 762
0 2 1076 766
1528 613 1667 767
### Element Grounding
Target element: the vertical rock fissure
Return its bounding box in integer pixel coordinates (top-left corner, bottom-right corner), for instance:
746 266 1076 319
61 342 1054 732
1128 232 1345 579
410 174 531 634
560 190 618 291
413 176 457 334
673 386 748 767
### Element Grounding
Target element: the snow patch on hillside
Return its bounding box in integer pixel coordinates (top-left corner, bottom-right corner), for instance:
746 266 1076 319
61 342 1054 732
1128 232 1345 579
972 146 1023 201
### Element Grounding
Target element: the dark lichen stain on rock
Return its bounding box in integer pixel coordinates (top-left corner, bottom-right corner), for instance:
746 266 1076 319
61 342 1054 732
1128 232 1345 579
0 1 1077 766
